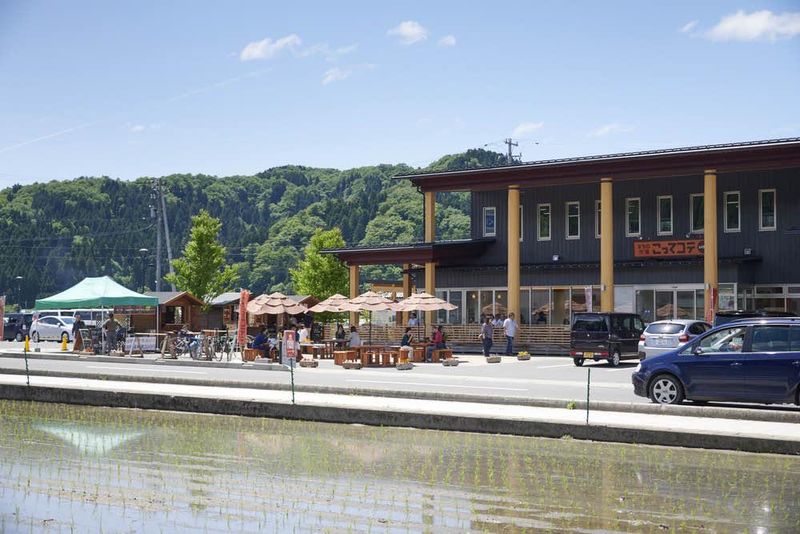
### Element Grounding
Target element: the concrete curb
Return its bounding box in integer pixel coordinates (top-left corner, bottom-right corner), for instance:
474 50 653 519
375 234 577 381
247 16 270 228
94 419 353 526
1 383 797 455
4 367 799 424
0 351 288 371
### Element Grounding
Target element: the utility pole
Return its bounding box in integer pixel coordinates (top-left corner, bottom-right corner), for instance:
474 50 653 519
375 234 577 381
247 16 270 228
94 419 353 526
160 187 176 291
153 178 162 292
504 138 520 164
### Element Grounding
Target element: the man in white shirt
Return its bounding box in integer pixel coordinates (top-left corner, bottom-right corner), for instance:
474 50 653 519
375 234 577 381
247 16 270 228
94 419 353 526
298 324 310 344
503 313 518 355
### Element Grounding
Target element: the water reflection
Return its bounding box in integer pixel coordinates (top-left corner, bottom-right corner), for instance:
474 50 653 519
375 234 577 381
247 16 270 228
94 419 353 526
1 400 798 532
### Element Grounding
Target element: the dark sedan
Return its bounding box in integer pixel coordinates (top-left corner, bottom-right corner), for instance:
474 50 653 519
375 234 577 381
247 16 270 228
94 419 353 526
632 319 800 405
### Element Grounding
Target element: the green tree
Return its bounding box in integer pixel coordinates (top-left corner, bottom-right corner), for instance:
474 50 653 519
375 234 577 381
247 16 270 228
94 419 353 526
165 210 238 307
290 228 349 301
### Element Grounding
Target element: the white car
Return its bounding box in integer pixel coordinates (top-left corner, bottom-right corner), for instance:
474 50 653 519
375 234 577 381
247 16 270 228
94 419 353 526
30 316 74 343
637 319 711 358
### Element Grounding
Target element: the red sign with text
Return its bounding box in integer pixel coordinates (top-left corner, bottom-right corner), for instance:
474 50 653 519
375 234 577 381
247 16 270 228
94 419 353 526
634 239 704 258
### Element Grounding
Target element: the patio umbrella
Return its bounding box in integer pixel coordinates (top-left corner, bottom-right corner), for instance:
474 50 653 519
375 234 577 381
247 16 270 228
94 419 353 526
308 294 356 313
396 292 456 340
346 291 399 345
247 292 307 316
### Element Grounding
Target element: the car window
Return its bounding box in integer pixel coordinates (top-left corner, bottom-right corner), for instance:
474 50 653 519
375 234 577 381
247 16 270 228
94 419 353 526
40 317 58 325
696 326 747 354
633 317 645 332
573 316 607 332
646 323 684 334
750 326 791 352
688 323 705 335
60 317 75 325
790 327 800 352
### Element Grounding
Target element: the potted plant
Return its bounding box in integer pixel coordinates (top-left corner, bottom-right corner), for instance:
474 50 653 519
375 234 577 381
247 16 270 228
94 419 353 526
517 351 531 361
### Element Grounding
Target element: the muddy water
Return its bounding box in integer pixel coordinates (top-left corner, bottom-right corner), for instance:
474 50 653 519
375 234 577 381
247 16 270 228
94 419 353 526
0 400 798 533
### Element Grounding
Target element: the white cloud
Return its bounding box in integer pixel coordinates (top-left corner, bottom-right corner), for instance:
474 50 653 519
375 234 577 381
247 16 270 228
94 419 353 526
438 35 456 47
706 10 800 42
512 121 544 137
387 21 429 45
589 123 634 137
299 42 358 61
240 34 302 61
128 123 163 133
322 67 351 85
130 124 146 133
679 20 698 33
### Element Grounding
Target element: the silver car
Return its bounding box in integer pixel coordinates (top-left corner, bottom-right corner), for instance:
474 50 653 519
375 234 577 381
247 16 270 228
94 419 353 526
637 319 711 358
30 316 74 343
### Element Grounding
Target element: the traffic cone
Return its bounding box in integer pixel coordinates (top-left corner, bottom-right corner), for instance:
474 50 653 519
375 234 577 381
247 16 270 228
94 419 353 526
61 336 68 352
24 335 30 352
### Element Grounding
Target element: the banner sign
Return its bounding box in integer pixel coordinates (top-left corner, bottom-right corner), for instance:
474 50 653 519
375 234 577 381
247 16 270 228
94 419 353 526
283 330 297 360
584 287 593 313
634 239 704 258
114 305 155 315
124 335 158 352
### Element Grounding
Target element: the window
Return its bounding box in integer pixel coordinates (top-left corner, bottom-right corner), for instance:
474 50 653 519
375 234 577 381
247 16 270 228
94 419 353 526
594 200 601 239
690 194 704 233
724 191 740 233
693 326 747 354
625 198 641 237
759 189 776 231
537 203 551 241
657 196 673 236
566 201 580 239
751 326 791 352
483 207 496 237
519 205 524 242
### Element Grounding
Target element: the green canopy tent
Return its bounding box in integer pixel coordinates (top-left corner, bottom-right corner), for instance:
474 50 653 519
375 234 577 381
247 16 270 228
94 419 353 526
34 276 159 351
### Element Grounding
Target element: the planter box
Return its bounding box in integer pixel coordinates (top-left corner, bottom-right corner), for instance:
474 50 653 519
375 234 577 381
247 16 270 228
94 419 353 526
442 358 459 367
343 361 363 370
517 354 531 361
395 362 414 371
486 355 502 363
299 359 318 368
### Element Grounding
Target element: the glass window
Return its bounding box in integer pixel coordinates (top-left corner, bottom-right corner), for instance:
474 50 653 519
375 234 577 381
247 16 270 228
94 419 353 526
480 290 494 321
645 323 684 334
625 198 641 237
677 290 695 319
552 288 570 325
695 326 747 354
572 314 607 332
724 191 740 232
635 289 654 323
494 290 507 319
537 204 551 241
690 194 704 233
466 291 479 324
657 196 672 235
531 289 550 324
566 201 580 239
759 189 776 231
594 200 601 239
614 287 634 313
448 291 462 324
483 207 496 237
789 327 800 351
750 326 791 352
519 289 530 324
436 290 448 324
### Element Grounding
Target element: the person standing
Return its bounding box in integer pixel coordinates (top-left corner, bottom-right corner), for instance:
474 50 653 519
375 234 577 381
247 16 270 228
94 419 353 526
479 316 494 357
503 312 518 356
102 312 121 355
72 313 86 352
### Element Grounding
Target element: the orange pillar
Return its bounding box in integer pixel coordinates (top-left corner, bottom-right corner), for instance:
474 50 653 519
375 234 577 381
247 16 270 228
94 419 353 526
704 169 718 322
349 264 359 326
507 185 521 319
600 178 614 312
424 191 436 326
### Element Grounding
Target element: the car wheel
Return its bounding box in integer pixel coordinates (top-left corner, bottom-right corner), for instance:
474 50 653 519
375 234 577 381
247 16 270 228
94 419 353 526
573 357 584 367
609 350 621 367
15 332 23 342
32 331 40 343
649 374 684 405
61 332 70 343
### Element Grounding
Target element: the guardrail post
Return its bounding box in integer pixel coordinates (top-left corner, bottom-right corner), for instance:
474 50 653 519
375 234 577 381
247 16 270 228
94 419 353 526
586 367 591 425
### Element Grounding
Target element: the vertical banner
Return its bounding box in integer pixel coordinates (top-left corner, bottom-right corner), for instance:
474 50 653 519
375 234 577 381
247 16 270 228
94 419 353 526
0 296 5 341
706 287 718 324
236 289 249 348
585 287 593 313
283 329 297 359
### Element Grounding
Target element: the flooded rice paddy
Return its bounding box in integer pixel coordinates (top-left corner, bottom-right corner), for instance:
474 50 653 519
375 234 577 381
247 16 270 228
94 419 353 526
0 400 799 533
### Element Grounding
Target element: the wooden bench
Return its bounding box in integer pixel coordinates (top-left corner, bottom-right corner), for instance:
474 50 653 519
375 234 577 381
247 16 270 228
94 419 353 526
333 350 355 365
432 349 453 363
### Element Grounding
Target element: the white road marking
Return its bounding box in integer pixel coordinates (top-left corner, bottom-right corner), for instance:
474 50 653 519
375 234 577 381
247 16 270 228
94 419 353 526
87 365 207 375
536 364 574 369
346 379 527 391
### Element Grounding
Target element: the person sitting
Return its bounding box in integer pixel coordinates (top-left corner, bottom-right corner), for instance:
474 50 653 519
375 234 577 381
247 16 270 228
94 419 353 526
407 313 419 327
252 327 269 358
401 327 414 348
298 324 310 345
427 325 446 362
334 323 347 348
348 325 362 347
267 331 279 359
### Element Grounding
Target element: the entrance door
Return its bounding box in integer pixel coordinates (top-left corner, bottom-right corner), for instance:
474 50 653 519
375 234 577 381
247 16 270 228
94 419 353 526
655 291 673 321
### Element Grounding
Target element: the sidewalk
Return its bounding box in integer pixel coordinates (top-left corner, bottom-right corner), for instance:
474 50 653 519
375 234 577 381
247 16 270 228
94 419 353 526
1 373 798 455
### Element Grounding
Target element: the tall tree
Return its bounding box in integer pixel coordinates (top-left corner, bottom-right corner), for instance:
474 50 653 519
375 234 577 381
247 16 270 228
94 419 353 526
165 210 238 307
290 228 349 300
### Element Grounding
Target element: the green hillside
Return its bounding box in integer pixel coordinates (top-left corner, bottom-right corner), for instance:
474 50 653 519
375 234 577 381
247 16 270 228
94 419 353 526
0 148 508 306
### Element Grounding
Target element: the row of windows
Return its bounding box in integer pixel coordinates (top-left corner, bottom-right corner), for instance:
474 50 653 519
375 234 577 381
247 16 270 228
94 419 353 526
482 189 778 240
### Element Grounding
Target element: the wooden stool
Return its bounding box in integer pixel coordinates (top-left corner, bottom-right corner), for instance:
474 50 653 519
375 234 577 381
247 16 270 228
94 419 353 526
412 348 425 363
432 349 453 363
243 348 260 362
398 348 412 364
333 350 349 365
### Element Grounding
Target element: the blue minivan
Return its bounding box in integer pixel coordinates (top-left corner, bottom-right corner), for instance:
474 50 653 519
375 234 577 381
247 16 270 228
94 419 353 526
632 318 800 405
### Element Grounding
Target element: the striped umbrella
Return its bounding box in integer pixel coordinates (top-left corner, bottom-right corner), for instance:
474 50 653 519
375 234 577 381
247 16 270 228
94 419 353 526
308 294 357 313
346 291 399 344
246 292 307 316
396 292 456 339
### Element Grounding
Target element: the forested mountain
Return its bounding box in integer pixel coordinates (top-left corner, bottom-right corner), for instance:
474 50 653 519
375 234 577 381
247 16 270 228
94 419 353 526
0 148 507 306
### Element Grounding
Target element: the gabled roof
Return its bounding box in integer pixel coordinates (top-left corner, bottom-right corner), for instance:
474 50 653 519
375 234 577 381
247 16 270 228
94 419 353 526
209 292 242 307
145 291 204 307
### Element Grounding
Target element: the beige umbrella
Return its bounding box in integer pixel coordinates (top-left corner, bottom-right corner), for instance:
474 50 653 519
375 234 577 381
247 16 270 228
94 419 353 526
347 291 399 344
308 294 357 313
247 292 307 316
397 292 456 339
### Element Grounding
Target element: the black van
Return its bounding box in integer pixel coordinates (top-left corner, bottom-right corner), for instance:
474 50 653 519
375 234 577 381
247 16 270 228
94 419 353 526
570 312 645 367
4 312 33 341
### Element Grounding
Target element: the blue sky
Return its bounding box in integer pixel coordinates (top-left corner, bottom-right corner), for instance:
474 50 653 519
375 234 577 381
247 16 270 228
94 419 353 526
1 1 798 185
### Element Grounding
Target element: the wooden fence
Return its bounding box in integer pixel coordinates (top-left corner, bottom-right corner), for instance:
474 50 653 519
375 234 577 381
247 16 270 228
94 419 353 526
322 323 570 351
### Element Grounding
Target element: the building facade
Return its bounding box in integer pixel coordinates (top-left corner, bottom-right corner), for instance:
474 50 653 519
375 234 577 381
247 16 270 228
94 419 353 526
327 139 800 326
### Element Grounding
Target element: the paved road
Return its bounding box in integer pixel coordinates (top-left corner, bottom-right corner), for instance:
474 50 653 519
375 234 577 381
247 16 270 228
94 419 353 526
0 342 645 404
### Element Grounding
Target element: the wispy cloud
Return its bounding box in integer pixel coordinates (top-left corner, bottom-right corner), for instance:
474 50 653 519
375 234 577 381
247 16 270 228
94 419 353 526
706 10 800 41
438 35 456 47
0 121 100 154
240 34 302 61
679 20 698 33
512 121 544 137
128 123 163 133
300 42 358 61
589 123 634 137
387 21 429 45
322 67 351 85
129 124 146 133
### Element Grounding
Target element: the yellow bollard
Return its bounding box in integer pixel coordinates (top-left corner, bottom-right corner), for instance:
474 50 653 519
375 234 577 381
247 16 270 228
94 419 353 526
61 336 68 352
24 335 30 352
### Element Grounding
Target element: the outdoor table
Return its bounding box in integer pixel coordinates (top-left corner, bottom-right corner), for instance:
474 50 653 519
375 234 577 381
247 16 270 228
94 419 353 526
411 342 432 363
354 345 390 367
324 338 347 357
